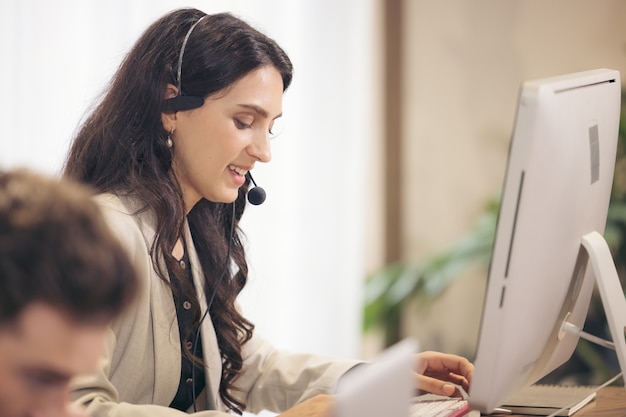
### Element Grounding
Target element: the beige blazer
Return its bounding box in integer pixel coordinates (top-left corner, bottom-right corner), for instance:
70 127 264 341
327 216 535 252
71 193 360 417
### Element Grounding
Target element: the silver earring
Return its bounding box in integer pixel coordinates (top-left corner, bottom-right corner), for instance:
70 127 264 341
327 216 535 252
166 129 174 148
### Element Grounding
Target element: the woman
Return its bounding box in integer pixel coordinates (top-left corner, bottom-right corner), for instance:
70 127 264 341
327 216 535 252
65 8 473 417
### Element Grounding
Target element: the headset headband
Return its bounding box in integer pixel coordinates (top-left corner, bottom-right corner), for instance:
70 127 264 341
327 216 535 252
162 15 208 112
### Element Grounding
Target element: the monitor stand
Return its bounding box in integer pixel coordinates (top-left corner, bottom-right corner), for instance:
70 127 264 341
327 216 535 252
562 231 626 385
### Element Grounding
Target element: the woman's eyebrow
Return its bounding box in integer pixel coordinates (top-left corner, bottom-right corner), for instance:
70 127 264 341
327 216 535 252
237 104 282 119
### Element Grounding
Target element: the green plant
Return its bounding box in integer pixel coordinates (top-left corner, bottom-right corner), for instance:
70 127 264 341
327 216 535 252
363 200 497 347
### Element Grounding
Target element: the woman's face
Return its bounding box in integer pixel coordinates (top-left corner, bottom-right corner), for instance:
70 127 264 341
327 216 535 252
163 65 284 212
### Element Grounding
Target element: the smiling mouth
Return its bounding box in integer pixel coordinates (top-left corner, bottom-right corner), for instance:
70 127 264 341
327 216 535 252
228 165 248 176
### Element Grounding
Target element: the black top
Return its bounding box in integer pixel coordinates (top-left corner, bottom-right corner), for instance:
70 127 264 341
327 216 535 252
168 251 207 411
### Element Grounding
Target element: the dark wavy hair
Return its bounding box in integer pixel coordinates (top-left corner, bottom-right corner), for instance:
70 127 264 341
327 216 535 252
63 8 292 413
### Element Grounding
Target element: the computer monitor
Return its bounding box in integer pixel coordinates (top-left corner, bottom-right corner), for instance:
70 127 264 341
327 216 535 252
469 68 624 414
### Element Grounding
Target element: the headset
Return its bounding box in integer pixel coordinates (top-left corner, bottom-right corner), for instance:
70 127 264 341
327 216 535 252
162 15 267 411
162 15 267 206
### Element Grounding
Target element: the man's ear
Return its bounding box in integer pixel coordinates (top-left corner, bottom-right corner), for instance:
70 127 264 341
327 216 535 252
161 83 179 132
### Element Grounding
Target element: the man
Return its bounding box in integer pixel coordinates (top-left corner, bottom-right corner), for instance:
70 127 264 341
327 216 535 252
0 169 138 417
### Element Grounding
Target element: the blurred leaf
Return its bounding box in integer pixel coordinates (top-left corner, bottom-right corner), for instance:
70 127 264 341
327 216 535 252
363 198 499 338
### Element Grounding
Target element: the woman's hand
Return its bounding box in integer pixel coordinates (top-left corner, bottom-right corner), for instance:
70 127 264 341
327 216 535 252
278 394 335 417
276 351 473 417
414 351 474 397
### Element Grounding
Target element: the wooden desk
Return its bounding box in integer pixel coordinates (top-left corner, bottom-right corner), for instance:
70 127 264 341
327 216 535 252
506 387 626 417
571 387 626 417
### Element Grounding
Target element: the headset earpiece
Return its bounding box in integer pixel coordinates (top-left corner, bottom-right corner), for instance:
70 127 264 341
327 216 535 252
162 96 205 112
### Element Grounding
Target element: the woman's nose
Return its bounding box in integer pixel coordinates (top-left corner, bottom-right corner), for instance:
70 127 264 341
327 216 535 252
248 129 272 163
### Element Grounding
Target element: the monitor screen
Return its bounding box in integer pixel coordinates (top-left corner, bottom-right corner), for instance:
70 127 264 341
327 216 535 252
469 68 622 414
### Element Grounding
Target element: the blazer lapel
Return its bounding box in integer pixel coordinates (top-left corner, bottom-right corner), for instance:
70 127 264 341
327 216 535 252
118 195 181 405
183 221 223 410
150 271 181 404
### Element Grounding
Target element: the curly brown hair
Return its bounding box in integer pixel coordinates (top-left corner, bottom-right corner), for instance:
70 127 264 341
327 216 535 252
0 168 138 325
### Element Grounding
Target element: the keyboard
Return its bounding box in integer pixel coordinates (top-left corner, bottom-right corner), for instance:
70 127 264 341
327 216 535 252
410 396 470 417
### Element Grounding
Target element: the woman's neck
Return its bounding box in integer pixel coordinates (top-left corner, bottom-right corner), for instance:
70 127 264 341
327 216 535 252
172 238 185 261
